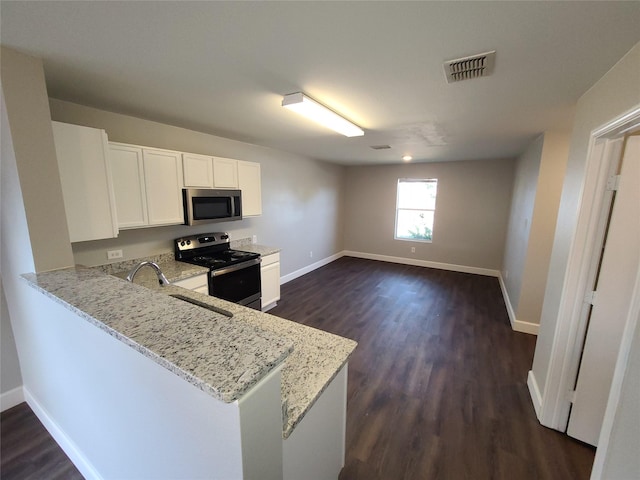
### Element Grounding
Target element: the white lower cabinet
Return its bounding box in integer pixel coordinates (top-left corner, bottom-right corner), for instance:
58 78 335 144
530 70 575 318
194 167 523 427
261 253 280 311
109 142 184 229
52 121 119 242
172 273 208 295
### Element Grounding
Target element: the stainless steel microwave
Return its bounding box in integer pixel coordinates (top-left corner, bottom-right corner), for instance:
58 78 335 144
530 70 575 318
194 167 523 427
182 188 242 226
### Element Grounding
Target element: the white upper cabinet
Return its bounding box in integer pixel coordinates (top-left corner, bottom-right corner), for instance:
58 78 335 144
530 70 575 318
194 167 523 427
109 143 184 228
109 143 148 228
109 139 261 228
142 148 184 225
213 157 238 188
237 160 262 216
183 153 214 188
52 121 119 242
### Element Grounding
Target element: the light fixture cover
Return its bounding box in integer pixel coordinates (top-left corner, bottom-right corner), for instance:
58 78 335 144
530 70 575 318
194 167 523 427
282 92 364 137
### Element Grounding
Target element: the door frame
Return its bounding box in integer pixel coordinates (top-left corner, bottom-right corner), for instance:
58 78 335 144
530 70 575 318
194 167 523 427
539 104 640 432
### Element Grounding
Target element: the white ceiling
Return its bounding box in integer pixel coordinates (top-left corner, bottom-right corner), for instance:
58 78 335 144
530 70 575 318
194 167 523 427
2 1 639 165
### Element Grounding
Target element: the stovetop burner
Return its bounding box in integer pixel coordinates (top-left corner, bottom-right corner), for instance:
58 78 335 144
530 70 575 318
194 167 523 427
174 232 260 270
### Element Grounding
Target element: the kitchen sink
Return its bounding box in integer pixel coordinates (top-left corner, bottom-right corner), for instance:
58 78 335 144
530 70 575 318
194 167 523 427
170 294 234 318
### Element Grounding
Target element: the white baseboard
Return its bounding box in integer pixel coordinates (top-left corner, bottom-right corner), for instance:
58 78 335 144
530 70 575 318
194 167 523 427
1 385 24 411
24 388 103 480
278 251 539 335
280 251 346 285
527 370 543 420
343 251 501 277
498 273 539 335
512 319 540 335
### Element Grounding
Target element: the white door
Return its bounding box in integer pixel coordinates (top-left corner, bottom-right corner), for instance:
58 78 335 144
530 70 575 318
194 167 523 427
567 135 640 446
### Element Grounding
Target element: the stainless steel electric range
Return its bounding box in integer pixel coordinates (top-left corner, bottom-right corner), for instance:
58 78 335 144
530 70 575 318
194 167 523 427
174 232 262 310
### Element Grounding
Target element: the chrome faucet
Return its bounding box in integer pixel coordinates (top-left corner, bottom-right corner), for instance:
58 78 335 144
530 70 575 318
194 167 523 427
126 261 171 286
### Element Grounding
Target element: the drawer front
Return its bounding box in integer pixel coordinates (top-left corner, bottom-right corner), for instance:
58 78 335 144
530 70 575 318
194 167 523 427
261 253 280 267
173 273 208 291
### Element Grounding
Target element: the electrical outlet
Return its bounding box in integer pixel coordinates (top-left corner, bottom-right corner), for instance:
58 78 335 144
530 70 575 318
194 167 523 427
107 249 123 260
505 270 509 280
411 247 416 253
252 235 257 244
310 251 313 258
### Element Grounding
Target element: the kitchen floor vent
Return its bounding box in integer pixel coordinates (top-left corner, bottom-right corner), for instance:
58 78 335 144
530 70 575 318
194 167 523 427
444 50 495 83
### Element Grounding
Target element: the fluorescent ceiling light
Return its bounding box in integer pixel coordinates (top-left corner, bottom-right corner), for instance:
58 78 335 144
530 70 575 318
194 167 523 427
282 92 364 137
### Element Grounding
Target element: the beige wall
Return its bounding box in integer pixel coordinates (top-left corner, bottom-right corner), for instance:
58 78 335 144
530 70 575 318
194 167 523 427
502 135 544 309
48 99 345 277
517 132 569 325
343 158 515 271
0 47 73 272
532 42 640 393
502 131 569 327
1 282 22 396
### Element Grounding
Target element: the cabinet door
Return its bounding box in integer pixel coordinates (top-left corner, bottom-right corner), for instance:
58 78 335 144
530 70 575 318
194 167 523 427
172 273 208 294
52 122 119 242
261 254 280 309
109 143 148 228
213 157 238 188
183 153 214 188
237 161 262 216
143 148 184 226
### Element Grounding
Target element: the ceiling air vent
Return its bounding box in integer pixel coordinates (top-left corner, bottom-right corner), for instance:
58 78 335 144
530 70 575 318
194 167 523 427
443 50 496 83
370 145 391 150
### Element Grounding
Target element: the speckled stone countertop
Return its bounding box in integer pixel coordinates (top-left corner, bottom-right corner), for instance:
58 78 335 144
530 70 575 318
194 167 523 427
232 242 281 257
21 267 293 404
118 263 357 438
24 249 356 439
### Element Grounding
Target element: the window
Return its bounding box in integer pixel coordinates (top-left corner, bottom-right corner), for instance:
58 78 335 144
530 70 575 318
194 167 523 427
395 178 438 242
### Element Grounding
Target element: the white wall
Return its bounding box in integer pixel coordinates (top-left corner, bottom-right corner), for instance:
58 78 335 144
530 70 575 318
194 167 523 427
48 99 345 277
342 158 515 271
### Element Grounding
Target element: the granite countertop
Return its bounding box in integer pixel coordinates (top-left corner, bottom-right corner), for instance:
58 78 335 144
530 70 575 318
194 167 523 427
23 249 357 439
119 261 357 438
234 244 280 257
21 267 293 404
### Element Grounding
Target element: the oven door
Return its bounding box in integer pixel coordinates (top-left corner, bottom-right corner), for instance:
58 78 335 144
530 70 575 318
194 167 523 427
209 258 261 309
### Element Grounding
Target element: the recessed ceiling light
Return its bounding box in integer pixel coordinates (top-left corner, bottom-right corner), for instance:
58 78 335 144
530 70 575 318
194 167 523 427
402 155 413 162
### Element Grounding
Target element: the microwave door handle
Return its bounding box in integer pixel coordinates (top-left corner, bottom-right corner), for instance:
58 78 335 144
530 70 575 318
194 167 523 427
230 196 236 216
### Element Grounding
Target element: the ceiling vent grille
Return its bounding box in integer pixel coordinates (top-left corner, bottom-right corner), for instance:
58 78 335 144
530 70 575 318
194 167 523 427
370 145 391 150
444 50 495 83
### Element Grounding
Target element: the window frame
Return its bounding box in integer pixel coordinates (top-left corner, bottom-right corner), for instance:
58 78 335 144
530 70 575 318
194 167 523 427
394 178 438 243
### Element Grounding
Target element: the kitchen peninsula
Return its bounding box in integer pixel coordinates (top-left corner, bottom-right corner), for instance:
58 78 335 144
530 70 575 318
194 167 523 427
22 257 356 479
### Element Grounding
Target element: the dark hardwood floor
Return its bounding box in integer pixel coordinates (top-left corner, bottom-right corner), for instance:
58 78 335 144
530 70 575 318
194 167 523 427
1 257 594 479
270 257 595 480
1 402 83 480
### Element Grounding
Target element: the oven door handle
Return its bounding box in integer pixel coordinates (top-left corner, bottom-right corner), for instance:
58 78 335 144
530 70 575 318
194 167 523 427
210 257 261 277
